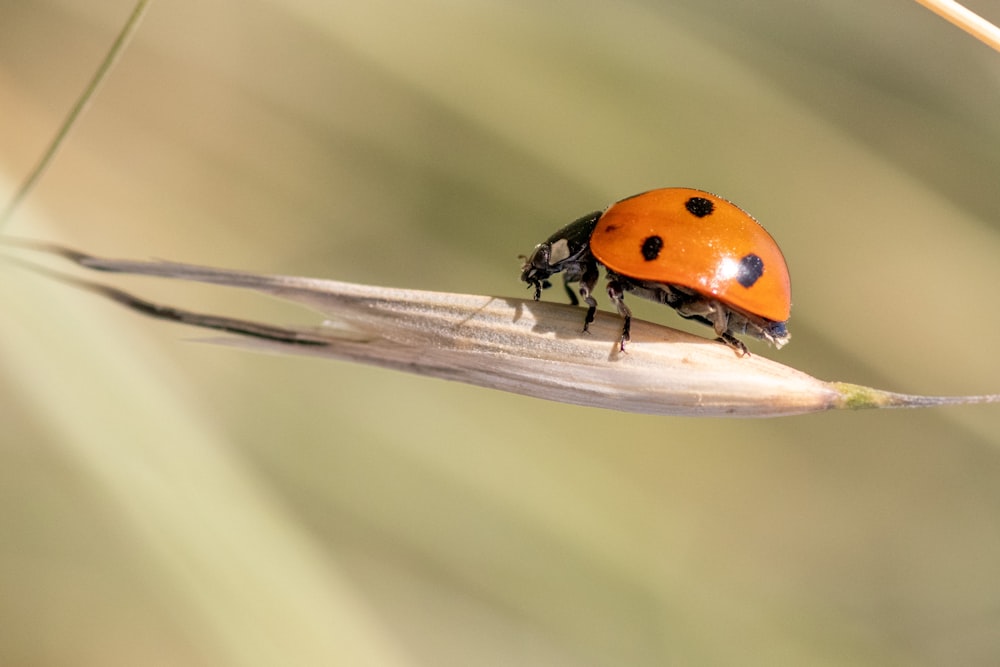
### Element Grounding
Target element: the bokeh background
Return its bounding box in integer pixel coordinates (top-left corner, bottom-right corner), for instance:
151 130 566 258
2 0 1000 664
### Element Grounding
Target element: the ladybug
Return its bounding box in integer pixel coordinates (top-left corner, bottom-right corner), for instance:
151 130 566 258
520 187 791 355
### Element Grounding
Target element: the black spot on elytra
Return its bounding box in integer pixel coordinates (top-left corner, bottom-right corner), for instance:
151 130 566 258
602 224 620 233
641 235 663 261
736 253 764 287
685 197 714 218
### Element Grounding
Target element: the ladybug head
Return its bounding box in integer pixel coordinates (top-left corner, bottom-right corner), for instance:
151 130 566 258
520 210 602 300
520 245 555 300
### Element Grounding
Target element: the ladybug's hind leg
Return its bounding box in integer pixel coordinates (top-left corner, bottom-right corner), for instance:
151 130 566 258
707 302 749 357
676 297 749 356
718 331 749 357
606 278 632 351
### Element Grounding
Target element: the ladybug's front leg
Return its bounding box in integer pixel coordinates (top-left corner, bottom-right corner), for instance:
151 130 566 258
578 261 599 333
606 278 632 351
561 274 579 306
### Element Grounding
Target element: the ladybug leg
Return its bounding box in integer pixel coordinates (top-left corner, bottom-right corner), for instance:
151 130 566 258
708 302 749 357
562 274 579 306
719 331 749 357
678 298 749 356
606 279 632 351
578 265 599 333
708 301 729 338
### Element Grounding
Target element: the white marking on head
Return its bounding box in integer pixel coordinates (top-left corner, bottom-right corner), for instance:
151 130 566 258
548 238 571 265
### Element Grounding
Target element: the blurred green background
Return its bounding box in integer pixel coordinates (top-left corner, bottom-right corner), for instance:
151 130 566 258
2 0 1000 664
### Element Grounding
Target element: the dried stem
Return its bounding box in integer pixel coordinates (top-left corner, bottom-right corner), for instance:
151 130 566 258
3 237 998 417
